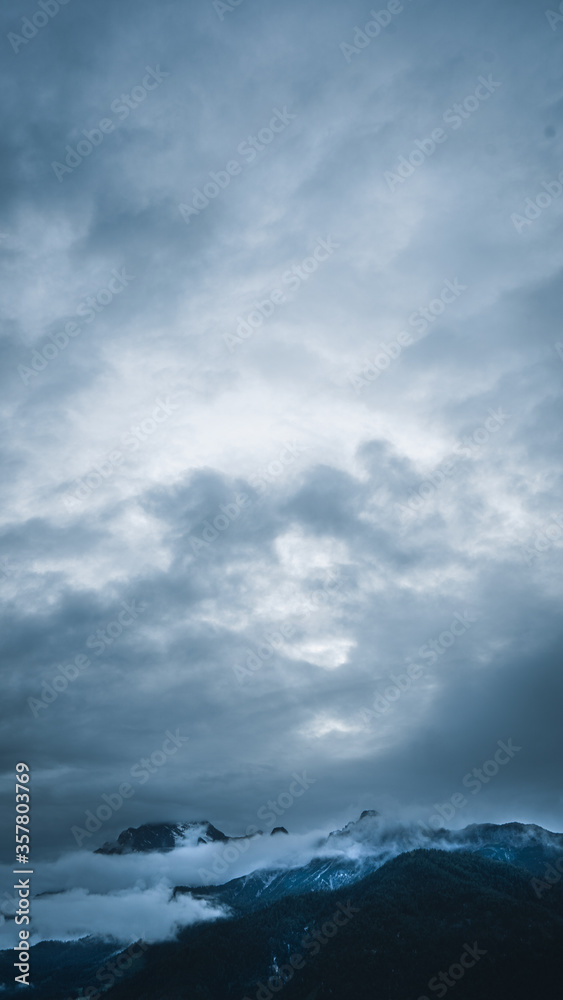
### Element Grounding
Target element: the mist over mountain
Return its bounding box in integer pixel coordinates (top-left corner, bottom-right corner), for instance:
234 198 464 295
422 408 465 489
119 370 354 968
105 849 563 1000
2 810 563 999
1 811 562 1000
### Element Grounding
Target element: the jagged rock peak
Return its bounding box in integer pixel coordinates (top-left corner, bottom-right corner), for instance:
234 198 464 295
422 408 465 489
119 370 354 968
95 821 228 855
328 809 380 839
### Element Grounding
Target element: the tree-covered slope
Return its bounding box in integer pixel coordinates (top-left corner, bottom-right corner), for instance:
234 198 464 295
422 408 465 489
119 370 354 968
105 848 563 1000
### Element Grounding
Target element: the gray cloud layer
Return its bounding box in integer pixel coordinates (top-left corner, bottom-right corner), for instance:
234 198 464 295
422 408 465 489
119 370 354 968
1 0 563 858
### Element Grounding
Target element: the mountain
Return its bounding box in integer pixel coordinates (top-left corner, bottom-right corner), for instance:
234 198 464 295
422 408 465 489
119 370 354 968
2 814 562 1000
104 848 563 1000
174 855 371 912
95 820 229 854
0 938 123 1000
171 817 563 914
95 811 563 866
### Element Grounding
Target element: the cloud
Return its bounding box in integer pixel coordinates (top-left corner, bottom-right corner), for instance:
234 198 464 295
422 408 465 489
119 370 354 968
1 0 563 866
0 881 228 947
3 808 562 948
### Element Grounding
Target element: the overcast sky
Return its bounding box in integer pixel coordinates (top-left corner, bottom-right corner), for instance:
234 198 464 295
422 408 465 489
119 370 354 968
1 0 563 860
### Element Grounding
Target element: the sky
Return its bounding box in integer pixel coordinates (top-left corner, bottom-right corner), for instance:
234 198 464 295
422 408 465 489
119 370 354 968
1 0 563 863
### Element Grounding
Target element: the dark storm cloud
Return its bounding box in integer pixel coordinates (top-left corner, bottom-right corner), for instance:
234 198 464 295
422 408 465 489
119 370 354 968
1 0 563 862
